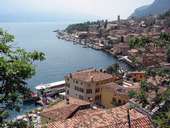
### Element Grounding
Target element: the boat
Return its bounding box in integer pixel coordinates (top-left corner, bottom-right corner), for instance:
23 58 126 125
35 80 65 97
73 42 77 45
82 45 88 48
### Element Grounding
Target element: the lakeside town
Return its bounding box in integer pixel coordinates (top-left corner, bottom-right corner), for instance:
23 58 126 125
1 1 170 128
56 11 170 69
10 10 170 128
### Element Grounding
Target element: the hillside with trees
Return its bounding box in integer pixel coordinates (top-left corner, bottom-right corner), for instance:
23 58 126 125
130 0 170 18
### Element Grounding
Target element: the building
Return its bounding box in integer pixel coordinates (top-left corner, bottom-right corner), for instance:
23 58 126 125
126 71 145 82
117 15 120 22
142 53 167 67
111 43 130 55
65 68 118 103
128 49 140 58
47 104 153 128
40 97 90 124
101 82 140 108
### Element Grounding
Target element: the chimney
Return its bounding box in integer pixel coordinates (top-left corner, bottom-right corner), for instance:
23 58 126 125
69 73 72 78
66 97 69 104
89 98 93 108
127 109 131 128
90 75 94 82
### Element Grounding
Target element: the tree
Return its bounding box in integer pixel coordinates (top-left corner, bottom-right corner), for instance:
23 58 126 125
7 120 28 128
128 36 150 48
140 80 149 92
128 90 137 99
167 47 170 63
152 90 170 128
146 68 157 77
65 22 89 33
0 28 45 126
137 90 148 107
160 32 170 42
106 63 120 75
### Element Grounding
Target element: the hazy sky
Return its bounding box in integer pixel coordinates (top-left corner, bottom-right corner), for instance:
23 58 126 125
1 0 154 21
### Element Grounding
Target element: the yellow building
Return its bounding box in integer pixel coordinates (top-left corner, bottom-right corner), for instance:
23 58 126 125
101 82 140 108
65 68 119 103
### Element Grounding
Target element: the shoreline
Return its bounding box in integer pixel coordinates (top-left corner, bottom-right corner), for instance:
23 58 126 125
55 30 136 69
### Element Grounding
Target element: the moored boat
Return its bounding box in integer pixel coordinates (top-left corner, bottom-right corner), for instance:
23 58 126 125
35 80 65 97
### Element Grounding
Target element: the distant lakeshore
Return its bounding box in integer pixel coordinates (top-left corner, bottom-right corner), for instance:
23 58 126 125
55 30 135 68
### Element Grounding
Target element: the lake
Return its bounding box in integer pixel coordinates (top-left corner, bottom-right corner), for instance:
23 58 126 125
0 22 130 119
0 22 127 90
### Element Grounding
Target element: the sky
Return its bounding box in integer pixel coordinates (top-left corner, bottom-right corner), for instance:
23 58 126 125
0 0 154 22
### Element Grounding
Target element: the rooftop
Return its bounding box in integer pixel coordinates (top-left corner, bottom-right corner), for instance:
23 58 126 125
127 71 145 74
103 82 140 95
41 97 90 121
47 105 153 128
66 68 113 82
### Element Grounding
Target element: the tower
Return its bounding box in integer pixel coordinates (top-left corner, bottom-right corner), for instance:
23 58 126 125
117 15 120 22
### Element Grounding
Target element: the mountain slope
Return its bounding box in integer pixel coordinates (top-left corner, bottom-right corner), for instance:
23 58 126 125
130 0 170 18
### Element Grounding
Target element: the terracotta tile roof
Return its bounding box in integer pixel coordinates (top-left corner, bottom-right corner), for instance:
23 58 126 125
102 82 128 95
42 97 89 113
66 69 113 82
103 82 140 96
47 105 153 128
40 97 90 121
41 104 79 121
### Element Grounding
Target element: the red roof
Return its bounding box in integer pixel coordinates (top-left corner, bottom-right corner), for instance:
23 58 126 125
47 105 153 128
66 69 114 82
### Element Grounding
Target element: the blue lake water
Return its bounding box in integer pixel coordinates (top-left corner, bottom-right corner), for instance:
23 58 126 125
0 22 127 91
0 22 128 119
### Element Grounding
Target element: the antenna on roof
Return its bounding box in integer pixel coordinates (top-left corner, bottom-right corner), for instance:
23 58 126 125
127 109 131 128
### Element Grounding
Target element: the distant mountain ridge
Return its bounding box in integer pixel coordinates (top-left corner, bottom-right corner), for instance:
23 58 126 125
130 0 170 18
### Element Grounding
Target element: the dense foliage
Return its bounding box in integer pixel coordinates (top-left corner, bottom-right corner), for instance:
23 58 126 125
0 28 45 127
65 22 90 33
153 89 170 128
167 47 170 63
159 10 170 19
128 36 150 48
106 63 120 75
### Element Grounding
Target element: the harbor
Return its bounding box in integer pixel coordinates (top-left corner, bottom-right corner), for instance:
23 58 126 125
9 80 66 122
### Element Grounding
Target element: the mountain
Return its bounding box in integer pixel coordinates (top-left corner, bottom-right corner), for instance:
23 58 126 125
130 0 170 18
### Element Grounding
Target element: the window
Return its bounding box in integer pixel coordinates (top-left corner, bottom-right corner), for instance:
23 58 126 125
96 82 100 86
95 95 101 101
75 86 84 93
66 90 69 95
79 95 84 99
76 80 78 84
95 88 100 93
112 98 116 102
86 89 92 94
118 99 121 104
65 83 70 88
